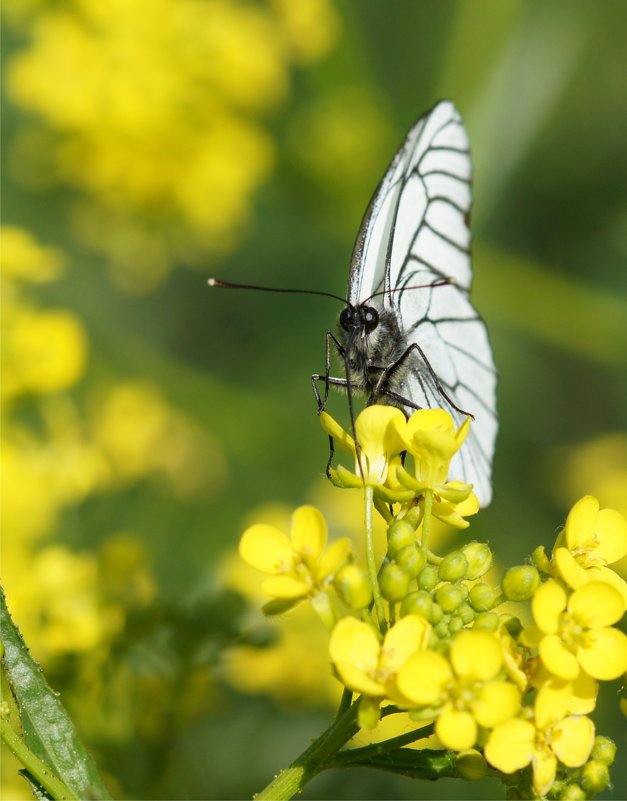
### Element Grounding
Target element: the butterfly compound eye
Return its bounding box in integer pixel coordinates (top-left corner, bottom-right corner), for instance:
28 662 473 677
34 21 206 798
339 307 353 331
361 306 379 333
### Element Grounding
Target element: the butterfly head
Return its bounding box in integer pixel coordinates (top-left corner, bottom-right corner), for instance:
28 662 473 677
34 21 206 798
339 304 379 336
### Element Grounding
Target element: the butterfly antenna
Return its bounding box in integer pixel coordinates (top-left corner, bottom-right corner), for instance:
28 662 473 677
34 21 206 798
208 277 347 305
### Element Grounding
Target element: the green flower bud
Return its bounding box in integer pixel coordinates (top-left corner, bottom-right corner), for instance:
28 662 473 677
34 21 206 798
457 602 475 624
396 545 426 578
387 519 416 556
400 590 433 619
502 565 540 601
473 612 499 631
417 564 439 591
468 582 498 611
581 761 610 795
531 544 551 573
461 541 493 580
429 603 444 625
500 614 523 636
435 620 449 639
549 779 566 798
559 784 586 801
448 615 464 634
378 562 410 602
358 696 381 730
435 583 468 612
454 749 487 780
334 564 373 610
591 735 616 766
438 551 469 582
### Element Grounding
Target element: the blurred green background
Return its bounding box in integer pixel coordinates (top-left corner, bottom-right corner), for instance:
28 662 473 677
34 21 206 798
2 0 626 798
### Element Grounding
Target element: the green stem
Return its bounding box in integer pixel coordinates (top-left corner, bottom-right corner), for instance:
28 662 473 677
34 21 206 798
421 490 433 551
364 486 387 632
0 718 78 801
254 701 360 800
329 722 435 767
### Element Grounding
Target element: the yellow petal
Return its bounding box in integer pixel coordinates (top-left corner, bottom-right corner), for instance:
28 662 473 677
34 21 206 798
484 719 535 773
534 679 572 730
568 671 598 715
451 631 502 681
335 660 385 697
539 634 579 680
553 547 589 589
564 496 599 550
316 538 351 583
320 411 355 453
595 508 627 563
577 627 627 680
584 566 627 606
406 408 455 437
532 579 566 634
329 618 380 677
380 615 431 674
290 505 327 558
531 747 557 797
472 681 521 728
397 650 451 705
261 575 310 599
436 708 477 750
550 716 595 767
568 581 625 628
239 524 293 573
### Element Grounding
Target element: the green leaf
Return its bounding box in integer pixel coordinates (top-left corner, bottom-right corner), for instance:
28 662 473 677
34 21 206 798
0 585 111 800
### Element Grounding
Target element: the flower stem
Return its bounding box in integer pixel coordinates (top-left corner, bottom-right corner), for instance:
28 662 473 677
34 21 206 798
421 490 433 551
0 718 78 801
254 701 360 800
364 485 387 632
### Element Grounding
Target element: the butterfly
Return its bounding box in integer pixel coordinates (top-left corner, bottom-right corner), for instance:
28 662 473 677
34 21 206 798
312 100 498 507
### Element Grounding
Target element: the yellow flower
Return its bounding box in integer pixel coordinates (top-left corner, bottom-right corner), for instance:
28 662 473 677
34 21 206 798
2 305 88 398
524 579 627 681
397 630 521 750
329 615 431 716
5 0 339 288
394 409 478 527
239 505 350 615
320 407 409 495
552 495 627 604
0 226 65 283
485 683 595 796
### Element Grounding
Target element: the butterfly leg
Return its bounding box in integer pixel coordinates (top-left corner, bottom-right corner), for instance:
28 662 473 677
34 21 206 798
373 343 475 419
311 331 346 411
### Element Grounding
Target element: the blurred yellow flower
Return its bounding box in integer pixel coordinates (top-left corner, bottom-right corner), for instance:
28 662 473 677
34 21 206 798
5 545 115 661
5 0 340 289
270 0 340 63
2 305 88 398
1 225 65 282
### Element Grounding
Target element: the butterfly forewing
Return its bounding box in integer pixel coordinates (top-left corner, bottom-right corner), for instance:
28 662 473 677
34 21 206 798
346 100 497 506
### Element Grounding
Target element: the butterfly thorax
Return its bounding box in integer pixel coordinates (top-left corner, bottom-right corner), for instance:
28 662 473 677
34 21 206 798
338 303 407 397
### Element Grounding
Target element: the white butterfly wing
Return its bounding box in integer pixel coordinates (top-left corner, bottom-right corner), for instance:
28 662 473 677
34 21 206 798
348 100 498 506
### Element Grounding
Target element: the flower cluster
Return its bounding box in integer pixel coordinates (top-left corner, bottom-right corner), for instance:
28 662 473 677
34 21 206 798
239 405 627 799
5 0 339 291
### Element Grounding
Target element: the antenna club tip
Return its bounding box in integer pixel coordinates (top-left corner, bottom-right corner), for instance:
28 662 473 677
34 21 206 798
207 278 219 287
